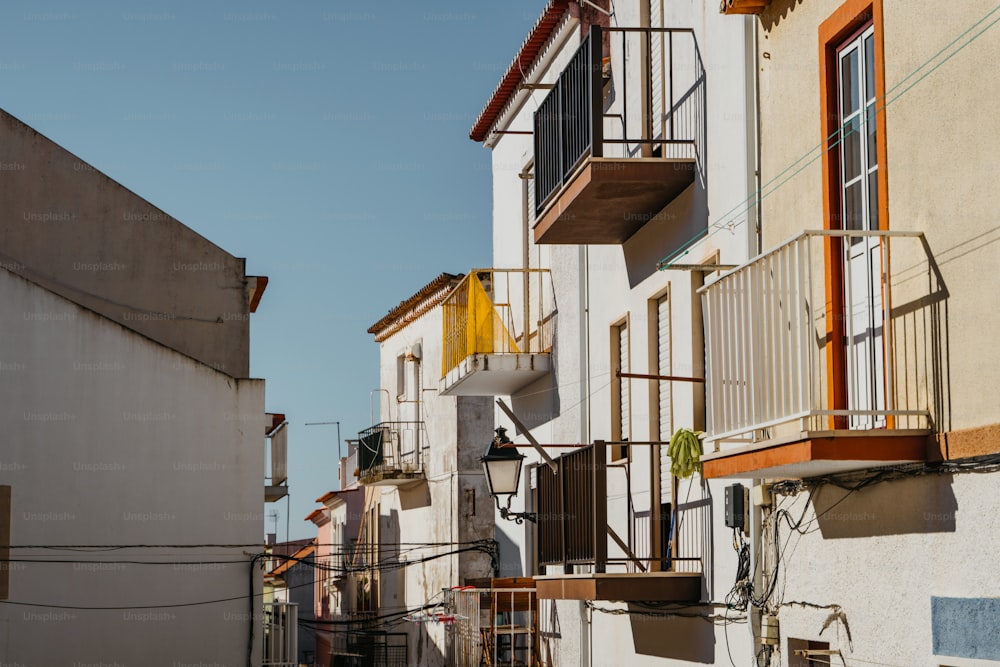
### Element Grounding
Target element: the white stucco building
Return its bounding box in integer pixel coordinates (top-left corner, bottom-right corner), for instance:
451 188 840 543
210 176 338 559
0 109 269 666
345 272 497 665
462 0 760 665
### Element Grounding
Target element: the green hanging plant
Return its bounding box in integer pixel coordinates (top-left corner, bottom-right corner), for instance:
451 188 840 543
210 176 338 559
668 427 704 479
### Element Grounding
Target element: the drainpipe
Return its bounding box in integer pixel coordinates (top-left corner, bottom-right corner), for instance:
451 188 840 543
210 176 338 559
746 16 763 256
746 16 766 661
522 169 532 351
579 246 591 444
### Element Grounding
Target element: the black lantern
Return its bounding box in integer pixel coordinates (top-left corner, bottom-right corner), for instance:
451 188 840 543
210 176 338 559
480 427 535 524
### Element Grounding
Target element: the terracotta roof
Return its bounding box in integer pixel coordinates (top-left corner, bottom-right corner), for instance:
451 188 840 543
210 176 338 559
268 543 316 577
305 508 328 525
265 413 286 436
469 0 571 142
367 272 464 342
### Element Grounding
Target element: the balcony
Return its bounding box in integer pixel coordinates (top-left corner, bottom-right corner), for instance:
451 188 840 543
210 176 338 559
533 25 705 245
448 580 539 667
262 602 298 667
534 441 702 602
265 415 288 502
719 0 772 15
356 421 426 487
699 230 940 479
440 269 554 397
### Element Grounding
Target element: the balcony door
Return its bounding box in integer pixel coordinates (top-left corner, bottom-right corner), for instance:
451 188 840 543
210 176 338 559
837 25 884 429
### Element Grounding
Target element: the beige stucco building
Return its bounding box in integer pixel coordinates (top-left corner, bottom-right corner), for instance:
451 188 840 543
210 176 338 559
699 1 1000 664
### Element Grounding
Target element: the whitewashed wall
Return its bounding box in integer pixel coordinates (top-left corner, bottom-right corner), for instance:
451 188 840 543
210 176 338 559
0 268 265 666
485 0 759 665
370 297 495 666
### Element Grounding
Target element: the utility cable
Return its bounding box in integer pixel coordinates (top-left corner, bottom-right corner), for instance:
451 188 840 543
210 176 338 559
657 2 1000 270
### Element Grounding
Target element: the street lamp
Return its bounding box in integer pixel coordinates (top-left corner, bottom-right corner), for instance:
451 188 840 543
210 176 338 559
481 427 536 524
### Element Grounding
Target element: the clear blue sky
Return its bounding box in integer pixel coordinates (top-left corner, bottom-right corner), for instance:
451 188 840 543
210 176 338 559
0 1 542 540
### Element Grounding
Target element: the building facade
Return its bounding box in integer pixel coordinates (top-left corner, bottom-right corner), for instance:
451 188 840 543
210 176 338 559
350 273 497 665
466 0 759 665
0 110 270 666
700 1 1000 665
307 485 364 664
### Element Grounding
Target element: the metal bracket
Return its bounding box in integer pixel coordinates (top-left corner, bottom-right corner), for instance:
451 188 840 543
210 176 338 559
496 398 559 473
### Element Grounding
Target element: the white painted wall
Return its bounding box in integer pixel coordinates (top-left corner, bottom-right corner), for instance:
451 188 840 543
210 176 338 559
0 268 265 665
483 0 758 665
367 292 495 666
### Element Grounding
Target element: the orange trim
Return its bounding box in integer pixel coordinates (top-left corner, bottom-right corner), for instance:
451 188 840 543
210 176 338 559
702 434 928 479
931 422 1000 461
248 275 268 313
818 0 888 429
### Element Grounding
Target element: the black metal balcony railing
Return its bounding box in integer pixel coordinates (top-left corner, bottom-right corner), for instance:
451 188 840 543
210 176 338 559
357 421 425 484
537 443 607 571
534 25 706 216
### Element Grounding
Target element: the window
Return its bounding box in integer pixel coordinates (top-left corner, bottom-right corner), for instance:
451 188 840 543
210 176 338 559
611 318 631 461
787 638 831 667
648 290 673 509
820 0 888 429
396 354 406 400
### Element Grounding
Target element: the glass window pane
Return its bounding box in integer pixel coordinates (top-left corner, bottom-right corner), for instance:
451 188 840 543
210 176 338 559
844 181 864 235
843 116 862 181
841 47 860 115
868 171 879 231
867 103 878 168
865 35 875 101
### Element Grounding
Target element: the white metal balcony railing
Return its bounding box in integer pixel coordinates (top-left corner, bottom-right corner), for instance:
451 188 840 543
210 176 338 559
263 602 298 667
700 229 936 447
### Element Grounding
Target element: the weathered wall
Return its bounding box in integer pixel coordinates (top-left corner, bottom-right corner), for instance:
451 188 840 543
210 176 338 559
370 297 495 666
0 267 264 666
0 109 252 378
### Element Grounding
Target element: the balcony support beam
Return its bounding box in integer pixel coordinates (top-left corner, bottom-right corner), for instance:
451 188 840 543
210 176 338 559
497 398 558 472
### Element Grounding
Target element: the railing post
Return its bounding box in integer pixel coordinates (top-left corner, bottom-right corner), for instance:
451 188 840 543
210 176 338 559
592 440 607 574
588 25 603 159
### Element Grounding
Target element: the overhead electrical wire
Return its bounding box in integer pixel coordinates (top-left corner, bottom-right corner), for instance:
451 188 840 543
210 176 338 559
657 2 1000 271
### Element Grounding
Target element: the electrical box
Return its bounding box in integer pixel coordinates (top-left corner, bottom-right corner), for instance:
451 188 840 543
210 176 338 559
761 613 780 646
752 482 773 507
725 483 747 531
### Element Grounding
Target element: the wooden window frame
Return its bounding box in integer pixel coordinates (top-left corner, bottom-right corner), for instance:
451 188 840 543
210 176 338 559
819 0 889 428
610 315 631 462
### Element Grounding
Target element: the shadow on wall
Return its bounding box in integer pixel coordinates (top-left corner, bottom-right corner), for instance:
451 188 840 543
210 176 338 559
622 180 708 289
493 526 524 579
760 0 806 32
512 365 559 435
413 620 448 667
628 609 715 663
890 232 951 435
812 473 957 538
397 482 431 511
538 599 562 667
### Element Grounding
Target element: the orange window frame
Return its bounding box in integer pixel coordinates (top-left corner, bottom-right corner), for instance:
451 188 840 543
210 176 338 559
819 0 889 428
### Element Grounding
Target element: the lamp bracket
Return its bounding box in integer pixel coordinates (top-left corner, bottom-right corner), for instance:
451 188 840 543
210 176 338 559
495 495 537 525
